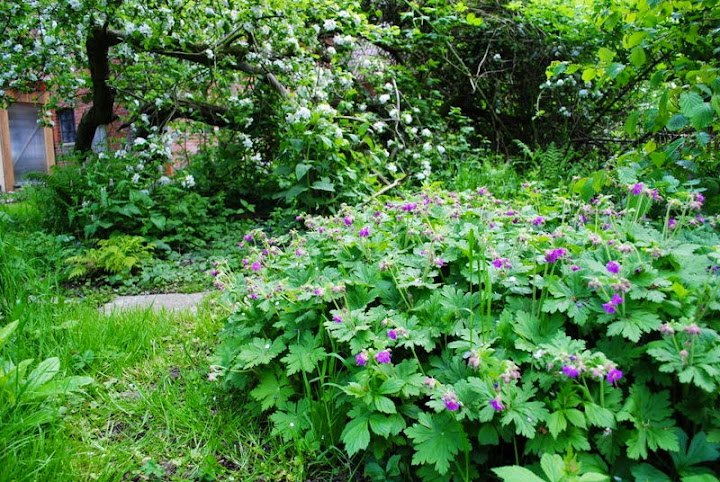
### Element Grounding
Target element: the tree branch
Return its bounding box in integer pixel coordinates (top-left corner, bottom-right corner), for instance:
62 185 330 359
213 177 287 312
106 28 287 97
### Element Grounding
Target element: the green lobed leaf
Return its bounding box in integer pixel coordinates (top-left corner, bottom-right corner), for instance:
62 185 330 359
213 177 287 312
405 412 469 475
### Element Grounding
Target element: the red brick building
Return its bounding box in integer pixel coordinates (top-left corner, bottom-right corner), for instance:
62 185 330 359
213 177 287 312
1 88 203 192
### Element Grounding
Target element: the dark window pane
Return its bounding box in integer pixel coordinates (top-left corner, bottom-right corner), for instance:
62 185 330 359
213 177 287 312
58 108 76 144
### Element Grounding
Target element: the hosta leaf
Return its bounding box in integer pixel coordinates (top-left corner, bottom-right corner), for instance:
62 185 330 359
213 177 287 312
405 412 469 475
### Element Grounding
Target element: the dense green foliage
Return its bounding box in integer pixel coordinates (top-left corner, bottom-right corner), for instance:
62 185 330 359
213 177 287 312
1 0 719 479
213 182 720 479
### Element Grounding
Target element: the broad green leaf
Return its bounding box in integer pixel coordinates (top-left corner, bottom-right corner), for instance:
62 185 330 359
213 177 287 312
236 338 286 368
405 412 469 475
578 474 609 482
311 177 335 192
280 335 326 375
582 68 597 82
0 320 19 347
24 357 60 392
597 47 616 62
295 163 312 180
369 413 406 437
631 463 672 482
680 92 704 117
585 404 615 428
629 46 646 67
465 12 484 26
624 30 647 48
667 114 688 131
493 466 547 482
607 62 626 79
249 371 294 410
540 453 565 482
688 103 714 130
341 416 370 457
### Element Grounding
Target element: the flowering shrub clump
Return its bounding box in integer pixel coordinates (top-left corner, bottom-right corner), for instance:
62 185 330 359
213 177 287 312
212 184 720 480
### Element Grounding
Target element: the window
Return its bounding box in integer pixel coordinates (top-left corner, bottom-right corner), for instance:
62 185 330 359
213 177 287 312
57 108 76 144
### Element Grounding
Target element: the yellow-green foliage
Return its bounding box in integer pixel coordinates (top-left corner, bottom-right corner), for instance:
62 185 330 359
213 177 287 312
65 235 154 280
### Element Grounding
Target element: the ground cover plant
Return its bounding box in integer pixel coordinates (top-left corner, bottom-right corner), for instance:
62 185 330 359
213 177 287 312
213 180 720 480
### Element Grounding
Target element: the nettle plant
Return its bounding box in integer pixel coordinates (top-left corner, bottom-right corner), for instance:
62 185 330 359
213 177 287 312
212 182 720 480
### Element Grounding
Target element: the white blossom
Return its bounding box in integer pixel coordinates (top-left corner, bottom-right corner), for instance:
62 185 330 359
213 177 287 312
181 174 195 188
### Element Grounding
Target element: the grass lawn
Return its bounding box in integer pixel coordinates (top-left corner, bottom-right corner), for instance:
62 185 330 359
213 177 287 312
0 199 321 482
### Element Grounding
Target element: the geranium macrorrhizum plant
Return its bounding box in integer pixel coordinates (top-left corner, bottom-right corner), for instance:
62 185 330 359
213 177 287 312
212 182 720 481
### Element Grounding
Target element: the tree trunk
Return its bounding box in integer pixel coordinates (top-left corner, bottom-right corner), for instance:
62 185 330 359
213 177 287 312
74 26 122 154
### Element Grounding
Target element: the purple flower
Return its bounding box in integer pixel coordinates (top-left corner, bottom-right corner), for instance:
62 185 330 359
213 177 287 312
683 324 702 336
423 377 437 389
210 269 218 277
571 265 581 272
387 329 397 340
402 202 418 212
442 392 460 411
244 233 253 242
611 293 623 305
358 226 370 237
332 315 343 323
602 302 616 314
251 261 262 271
295 249 304 257
631 183 644 195
545 248 566 264
355 351 369 366
436 258 445 267
668 218 677 229
490 398 504 411
532 216 545 226
492 258 511 269
375 350 392 364
562 365 580 378
606 261 620 274
606 369 623 384
343 216 354 226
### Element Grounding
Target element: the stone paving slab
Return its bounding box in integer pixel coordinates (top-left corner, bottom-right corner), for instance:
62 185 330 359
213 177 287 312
101 292 212 315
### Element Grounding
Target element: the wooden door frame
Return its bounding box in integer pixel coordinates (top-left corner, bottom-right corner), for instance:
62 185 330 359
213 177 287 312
0 91 56 191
